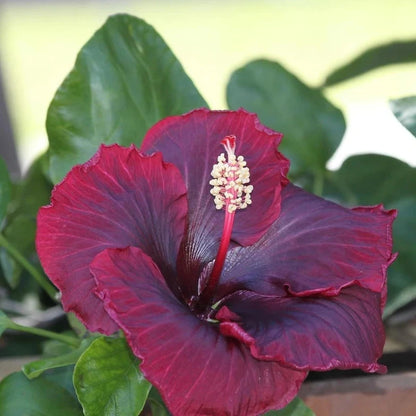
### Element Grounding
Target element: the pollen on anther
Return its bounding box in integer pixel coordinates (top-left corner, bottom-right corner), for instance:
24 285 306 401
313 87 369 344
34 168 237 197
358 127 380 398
210 136 253 212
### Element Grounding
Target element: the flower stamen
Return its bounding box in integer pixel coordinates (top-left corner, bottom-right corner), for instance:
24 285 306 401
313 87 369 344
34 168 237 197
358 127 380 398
209 135 253 213
199 136 252 309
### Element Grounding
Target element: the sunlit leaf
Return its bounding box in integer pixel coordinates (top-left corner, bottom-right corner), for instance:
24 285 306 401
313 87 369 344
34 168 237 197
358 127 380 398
73 336 151 416
227 59 345 176
47 13 207 183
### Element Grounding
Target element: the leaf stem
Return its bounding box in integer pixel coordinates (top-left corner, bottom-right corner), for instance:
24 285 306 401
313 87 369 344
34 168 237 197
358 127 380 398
6 320 80 347
0 233 57 300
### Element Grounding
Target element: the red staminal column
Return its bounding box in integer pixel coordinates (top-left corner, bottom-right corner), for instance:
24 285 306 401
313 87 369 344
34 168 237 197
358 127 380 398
199 135 253 307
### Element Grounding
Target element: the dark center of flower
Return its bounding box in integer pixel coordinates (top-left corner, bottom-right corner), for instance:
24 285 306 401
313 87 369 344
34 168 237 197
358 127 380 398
195 136 252 315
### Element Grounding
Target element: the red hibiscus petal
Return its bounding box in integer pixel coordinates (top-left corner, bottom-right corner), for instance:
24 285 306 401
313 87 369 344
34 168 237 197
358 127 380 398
92 246 307 416
218 286 386 373
141 108 289 297
36 144 187 334
216 184 396 301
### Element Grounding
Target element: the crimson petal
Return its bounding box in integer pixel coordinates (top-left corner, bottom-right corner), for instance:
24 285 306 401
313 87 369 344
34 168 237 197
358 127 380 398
216 184 396 301
92 246 307 416
36 144 187 333
141 109 289 296
218 286 386 373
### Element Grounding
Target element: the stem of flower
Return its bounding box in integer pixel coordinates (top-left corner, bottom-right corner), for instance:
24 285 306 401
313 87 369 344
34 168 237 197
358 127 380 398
6 320 80 348
199 209 235 305
0 233 58 301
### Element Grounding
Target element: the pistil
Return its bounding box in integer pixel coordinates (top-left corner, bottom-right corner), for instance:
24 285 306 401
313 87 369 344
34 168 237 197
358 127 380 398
198 135 252 307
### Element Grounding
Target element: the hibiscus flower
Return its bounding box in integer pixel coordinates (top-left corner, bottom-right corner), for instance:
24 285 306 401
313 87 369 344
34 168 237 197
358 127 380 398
36 109 396 416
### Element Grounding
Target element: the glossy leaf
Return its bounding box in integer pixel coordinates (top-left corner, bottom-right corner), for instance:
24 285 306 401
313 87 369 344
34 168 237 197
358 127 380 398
0 372 82 416
263 397 315 415
227 59 345 175
323 39 416 87
46 13 207 183
23 338 95 379
0 157 11 225
390 96 416 137
73 336 151 416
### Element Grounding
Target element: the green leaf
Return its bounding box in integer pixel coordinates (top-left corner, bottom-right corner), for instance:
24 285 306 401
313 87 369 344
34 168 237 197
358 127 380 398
0 157 11 225
23 338 95 379
263 397 315 415
384 197 416 316
390 96 416 138
323 39 416 87
0 154 52 288
73 336 151 416
0 372 83 416
0 216 36 288
0 310 11 337
10 153 52 218
47 13 208 184
227 59 345 176
44 365 78 399
149 401 171 416
148 388 172 416
325 154 416 206
42 338 77 358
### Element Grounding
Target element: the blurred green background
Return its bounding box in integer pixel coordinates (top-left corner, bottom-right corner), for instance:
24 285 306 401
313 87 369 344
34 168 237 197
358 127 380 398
0 0 416 172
